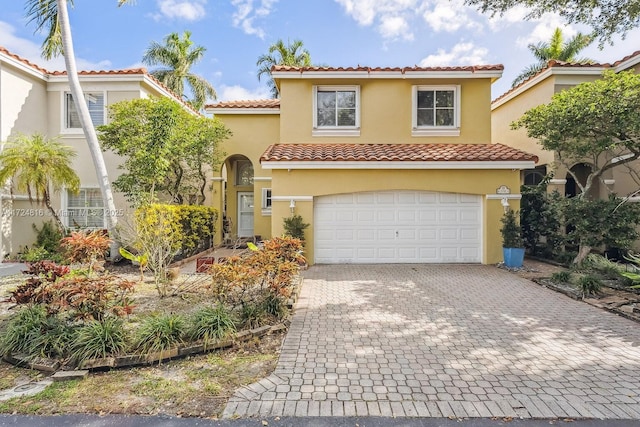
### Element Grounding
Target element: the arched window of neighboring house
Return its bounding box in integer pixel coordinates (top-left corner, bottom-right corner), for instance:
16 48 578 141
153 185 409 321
566 163 596 198
523 165 547 186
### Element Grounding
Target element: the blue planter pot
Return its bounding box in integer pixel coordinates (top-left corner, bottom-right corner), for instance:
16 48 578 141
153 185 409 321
503 247 525 268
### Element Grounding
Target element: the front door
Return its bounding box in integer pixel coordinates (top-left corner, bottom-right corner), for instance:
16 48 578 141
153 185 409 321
237 192 254 238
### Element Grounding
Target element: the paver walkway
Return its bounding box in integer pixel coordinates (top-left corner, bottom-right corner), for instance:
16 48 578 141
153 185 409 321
224 265 640 419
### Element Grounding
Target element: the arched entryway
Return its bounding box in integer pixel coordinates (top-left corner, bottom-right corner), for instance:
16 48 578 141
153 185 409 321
220 155 255 241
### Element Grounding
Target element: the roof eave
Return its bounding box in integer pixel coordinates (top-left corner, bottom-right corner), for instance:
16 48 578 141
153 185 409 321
272 70 503 80
491 66 607 110
261 160 537 170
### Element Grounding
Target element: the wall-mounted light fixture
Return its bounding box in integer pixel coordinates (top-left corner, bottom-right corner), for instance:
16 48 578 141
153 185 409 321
289 199 296 213
501 197 510 212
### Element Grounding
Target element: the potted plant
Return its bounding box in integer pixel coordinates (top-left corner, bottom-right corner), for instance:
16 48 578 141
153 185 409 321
501 209 525 268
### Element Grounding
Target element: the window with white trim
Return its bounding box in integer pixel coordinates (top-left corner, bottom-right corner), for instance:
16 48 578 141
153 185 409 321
65 92 105 130
313 86 360 136
66 188 105 229
412 85 460 136
261 188 272 215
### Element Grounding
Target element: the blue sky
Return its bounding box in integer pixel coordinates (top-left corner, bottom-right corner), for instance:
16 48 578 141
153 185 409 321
1 0 639 101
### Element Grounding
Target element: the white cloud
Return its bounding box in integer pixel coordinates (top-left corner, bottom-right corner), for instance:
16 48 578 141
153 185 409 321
515 14 576 47
155 0 207 21
218 84 271 101
379 16 413 41
419 42 489 66
334 0 419 41
0 21 111 72
231 0 279 39
422 0 481 33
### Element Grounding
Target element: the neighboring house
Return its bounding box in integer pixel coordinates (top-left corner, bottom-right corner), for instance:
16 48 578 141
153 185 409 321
206 65 538 265
492 50 640 197
0 47 190 261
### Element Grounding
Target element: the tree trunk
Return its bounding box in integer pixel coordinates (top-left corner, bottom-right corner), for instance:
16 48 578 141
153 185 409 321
572 244 592 265
57 0 119 239
43 189 64 231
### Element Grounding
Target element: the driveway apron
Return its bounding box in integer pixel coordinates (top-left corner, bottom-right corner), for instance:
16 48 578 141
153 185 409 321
224 264 640 419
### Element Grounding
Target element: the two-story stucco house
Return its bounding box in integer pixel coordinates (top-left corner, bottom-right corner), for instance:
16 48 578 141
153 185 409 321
0 47 190 260
491 50 640 198
206 65 538 265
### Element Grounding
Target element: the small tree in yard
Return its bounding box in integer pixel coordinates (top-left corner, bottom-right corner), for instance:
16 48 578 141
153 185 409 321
513 70 640 264
99 97 229 206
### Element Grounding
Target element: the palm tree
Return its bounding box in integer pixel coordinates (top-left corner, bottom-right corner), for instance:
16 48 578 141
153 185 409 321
0 133 79 229
257 39 312 98
25 0 128 237
142 31 216 111
512 28 593 87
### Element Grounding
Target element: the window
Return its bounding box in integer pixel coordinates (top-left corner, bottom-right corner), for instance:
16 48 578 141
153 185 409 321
313 86 360 136
66 188 105 229
65 92 105 130
235 160 254 186
524 166 547 186
412 86 460 136
261 188 272 215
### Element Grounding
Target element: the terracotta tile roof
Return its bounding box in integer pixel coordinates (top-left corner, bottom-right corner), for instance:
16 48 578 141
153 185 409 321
613 50 640 67
206 99 280 109
49 68 149 76
272 64 504 73
492 59 609 105
0 46 50 74
260 143 538 163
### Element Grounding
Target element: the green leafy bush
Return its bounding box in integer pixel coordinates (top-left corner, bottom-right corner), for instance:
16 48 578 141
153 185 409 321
577 275 602 297
19 246 50 263
262 293 289 320
551 271 572 283
583 254 624 279
0 305 49 357
33 221 63 256
71 318 128 361
500 209 523 248
283 214 309 241
134 314 186 355
0 305 73 359
187 304 236 345
239 302 269 330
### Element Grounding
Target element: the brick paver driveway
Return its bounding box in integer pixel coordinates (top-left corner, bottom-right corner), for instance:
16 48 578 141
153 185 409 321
224 265 640 419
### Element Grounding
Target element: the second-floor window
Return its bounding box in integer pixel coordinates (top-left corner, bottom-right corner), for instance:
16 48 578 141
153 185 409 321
412 85 460 136
65 92 105 130
313 86 360 136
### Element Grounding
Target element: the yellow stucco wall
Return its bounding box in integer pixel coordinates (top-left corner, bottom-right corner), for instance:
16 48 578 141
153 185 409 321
210 114 279 243
279 78 492 143
491 77 557 166
270 168 521 264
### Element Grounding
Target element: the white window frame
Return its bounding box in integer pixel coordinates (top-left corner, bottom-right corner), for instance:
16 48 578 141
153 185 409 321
412 85 461 137
62 91 106 134
62 187 107 229
261 188 272 216
312 85 360 137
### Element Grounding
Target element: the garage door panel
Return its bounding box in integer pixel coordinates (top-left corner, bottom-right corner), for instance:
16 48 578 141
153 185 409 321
439 209 459 222
315 191 481 264
377 211 395 221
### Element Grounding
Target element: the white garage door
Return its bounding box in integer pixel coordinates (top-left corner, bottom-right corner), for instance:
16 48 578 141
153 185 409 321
314 190 482 264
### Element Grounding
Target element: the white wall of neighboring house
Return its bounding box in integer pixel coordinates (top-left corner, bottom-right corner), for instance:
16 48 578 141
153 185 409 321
1 56 49 260
0 48 194 260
